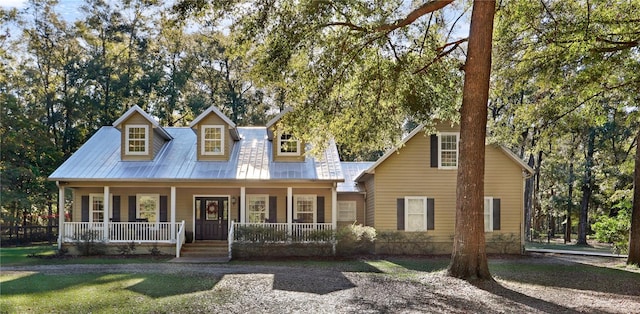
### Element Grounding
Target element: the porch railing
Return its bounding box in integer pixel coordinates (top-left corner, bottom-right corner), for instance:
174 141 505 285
63 222 182 243
231 222 334 243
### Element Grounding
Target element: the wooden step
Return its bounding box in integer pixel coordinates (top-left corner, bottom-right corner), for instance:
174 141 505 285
180 241 229 257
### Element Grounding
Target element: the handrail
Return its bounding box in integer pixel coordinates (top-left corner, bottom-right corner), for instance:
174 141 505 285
228 220 235 259
176 220 186 258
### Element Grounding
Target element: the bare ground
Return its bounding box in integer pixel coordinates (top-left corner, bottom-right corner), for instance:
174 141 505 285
2 254 639 313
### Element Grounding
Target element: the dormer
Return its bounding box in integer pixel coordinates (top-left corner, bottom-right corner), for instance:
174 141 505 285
189 106 240 161
112 105 172 161
266 107 306 162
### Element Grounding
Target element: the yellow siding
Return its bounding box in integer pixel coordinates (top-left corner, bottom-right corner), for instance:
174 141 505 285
269 126 306 162
337 193 366 226
364 177 375 226
191 114 235 161
372 126 525 243
119 113 155 161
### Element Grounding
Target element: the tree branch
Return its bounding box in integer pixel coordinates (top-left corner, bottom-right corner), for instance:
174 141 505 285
413 38 467 74
593 37 639 52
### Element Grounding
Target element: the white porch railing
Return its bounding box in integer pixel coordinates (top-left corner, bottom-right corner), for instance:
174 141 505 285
176 220 186 258
63 222 182 243
231 222 334 243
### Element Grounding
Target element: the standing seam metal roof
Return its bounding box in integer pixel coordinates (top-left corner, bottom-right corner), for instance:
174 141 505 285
49 126 345 182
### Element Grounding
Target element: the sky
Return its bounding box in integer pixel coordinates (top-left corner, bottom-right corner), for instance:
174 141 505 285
1 0 87 21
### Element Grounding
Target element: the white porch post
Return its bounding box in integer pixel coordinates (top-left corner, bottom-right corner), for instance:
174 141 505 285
57 182 65 249
287 187 293 235
240 187 246 223
331 184 337 230
170 186 176 242
103 186 110 241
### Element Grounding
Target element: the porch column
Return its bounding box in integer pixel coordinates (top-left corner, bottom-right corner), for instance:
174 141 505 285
103 186 110 241
331 184 337 230
287 187 293 234
170 186 176 242
57 182 65 249
240 187 246 223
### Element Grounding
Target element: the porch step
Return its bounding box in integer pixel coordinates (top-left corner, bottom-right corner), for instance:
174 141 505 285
180 241 229 258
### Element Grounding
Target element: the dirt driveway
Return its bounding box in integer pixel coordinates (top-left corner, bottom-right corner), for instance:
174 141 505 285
2 254 639 313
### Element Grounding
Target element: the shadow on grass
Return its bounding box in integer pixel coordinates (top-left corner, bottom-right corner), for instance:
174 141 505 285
473 280 582 314
272 269 357 294
0 272 220 299
490 257 640 296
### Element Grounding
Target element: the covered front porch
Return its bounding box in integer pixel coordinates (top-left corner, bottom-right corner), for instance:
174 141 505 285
56 183 339 258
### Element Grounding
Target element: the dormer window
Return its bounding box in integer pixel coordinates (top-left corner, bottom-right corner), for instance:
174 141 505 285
278 133 300 156
125 125 149 155
202 125 224 155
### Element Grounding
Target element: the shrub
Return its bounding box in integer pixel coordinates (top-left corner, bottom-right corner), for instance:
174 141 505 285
336 223 376 256
376 231 435 255
148 243 162 256
117 242 136 255
235 225 288 243
592 208 631 254
73 230 106 256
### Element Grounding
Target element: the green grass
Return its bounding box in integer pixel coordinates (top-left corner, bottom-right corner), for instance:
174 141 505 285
525 241 615 253
0 272 223 314
0 245 172 266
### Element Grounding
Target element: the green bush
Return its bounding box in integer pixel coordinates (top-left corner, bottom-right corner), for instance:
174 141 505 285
336 223 376 256
235 225 288 243
592 208 631 254
72 230 106 256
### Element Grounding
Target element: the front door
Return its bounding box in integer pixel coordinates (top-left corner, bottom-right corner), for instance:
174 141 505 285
195 197 228 240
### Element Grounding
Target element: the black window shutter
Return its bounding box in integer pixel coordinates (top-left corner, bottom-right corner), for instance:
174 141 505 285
430 135 439 168
160 195 168 222
112 196 121 222
427 198 435 230
81 195 89 222
128 196 136 222
397 198 405 230
269 196 277 223
317 196 325 223
493 198 501 230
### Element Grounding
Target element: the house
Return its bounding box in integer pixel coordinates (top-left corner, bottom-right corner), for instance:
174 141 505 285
49 106 532 257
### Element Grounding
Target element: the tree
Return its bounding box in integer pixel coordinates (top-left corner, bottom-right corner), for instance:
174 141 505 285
447 0 495 280
629 128 640 264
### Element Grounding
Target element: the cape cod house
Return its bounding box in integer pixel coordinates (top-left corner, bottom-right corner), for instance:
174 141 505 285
49 105 532 257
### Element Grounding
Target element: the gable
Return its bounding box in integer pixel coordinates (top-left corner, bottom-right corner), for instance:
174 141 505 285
189 106 240 161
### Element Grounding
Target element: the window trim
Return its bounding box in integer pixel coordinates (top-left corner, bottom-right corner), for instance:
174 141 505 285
277 132 301 156
247 194 269 223
136 194 160 223
405 196 428 232
125 124 149 155
293 194 316 223
201 125 225 156
89 193 112 223
438 132 459 169
484 197 494 232
337 201 357 222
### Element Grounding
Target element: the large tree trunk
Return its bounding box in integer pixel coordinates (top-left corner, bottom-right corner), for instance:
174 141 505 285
565 160 574 243
447 0 495 281
577 129 595 245
524 154 534 241
628 128 640 265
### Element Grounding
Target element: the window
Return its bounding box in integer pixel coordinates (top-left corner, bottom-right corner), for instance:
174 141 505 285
405 197 427 232
125 125 149 155
294 195 316 223
137 194 159 222
247 195 269 223
438 132 459 168
337 201 357 222
278 133 300 156
89 194 109 223
484 197 493 232
202 125 224 155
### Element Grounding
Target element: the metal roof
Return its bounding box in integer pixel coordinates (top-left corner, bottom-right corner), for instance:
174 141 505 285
338 162 374 193
49 127 344 182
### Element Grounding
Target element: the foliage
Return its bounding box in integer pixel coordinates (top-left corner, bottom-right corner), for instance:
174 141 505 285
235 225 288 243
148 243 162 256
376 231 436 255
72 230 107 256
116 242 137 255
593 207 631 255
335 223 376 256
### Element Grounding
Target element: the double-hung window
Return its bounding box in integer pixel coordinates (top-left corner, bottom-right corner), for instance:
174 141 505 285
137 194 159 223
278 133 300 156
405 197 428 231
294 195 316 223
337 201 357 222
202 125 224 155
438 132 459 169
89 194 108 223
247 195 269 223
126 125 149 155
484 197 493 232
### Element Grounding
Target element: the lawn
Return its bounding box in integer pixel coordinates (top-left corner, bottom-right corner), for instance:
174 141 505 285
0 245 172 266
1 255 638 313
